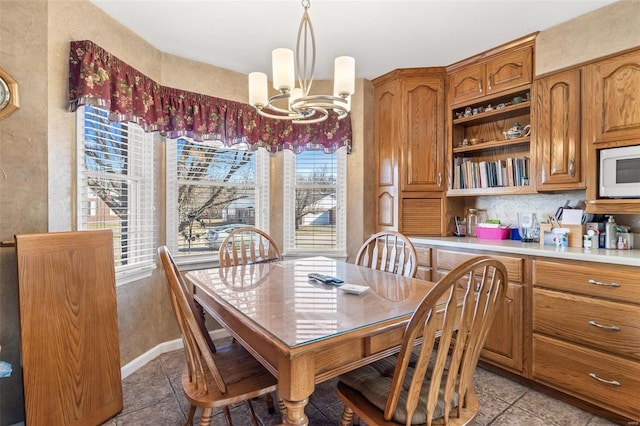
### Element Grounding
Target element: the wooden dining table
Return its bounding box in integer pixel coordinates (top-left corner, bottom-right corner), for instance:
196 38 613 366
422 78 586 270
185 256 441 425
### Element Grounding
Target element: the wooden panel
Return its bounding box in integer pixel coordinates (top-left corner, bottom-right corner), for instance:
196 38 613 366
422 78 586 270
403 77 445 191
16 230 123 426
534 68 583 189
533 288 640 360
376 88 397 186
401 198 442 235
486 47 533 95
587 48 640 144
448 63 485 104
377 191 395 228
533 259 640 304
481 283 523 372
435 249 523 283
533 334 640 420
414 246 432 281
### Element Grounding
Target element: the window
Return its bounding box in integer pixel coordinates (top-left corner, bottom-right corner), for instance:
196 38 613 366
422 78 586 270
283 148 347 256
166 138 269 264
77 106 156 284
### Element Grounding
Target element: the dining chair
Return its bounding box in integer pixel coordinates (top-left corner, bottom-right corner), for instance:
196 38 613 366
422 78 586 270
337 255 508 426
355 231 418 278
218 226 282 267
158 246 281 426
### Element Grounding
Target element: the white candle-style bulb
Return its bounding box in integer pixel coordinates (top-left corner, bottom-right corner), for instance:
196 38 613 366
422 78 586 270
289 87 304 109
334 56 355 96
248 72 268 107
272 48 295 92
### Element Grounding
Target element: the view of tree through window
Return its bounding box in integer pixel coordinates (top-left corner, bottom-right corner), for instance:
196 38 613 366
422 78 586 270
77 106 155 280
284 148 346 253
167 138 267 256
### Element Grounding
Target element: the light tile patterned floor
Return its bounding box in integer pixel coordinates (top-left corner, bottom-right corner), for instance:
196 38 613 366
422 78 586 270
103 347 619 425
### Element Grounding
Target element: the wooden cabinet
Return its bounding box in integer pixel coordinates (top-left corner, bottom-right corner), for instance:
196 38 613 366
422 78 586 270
533 68 584 190
446 35 536 197
433 248 525 373
448 39 534 105
532 259 640 420
414 245 432 281
373 69 446 235
584 48 640 214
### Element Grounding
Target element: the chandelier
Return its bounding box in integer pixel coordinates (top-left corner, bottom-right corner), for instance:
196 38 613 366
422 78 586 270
248 0 355 124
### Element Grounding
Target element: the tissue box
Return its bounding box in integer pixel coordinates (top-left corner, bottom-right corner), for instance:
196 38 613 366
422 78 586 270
476 226 511 240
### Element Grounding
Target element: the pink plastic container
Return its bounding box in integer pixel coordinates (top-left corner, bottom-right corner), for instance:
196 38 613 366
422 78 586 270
476 226 511 240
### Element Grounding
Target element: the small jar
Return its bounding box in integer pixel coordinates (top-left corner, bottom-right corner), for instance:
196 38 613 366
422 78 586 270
583 235 592 249
466 209 478 237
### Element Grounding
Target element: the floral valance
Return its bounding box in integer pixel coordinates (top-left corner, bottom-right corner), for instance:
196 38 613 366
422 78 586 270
68 40 351 154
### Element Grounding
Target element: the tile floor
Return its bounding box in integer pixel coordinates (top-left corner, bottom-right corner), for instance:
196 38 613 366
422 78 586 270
103 344 619 426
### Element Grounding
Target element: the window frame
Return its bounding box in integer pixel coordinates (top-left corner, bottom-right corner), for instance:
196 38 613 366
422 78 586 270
282 148 347 258
165 138 270 269
76 105 156 285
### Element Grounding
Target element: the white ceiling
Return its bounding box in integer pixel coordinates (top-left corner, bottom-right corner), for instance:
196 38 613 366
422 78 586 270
90 0 618 81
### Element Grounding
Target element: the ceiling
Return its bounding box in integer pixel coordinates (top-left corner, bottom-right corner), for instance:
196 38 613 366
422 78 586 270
90 0 618 81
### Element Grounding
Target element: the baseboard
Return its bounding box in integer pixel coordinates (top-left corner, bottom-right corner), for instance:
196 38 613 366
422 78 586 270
121 329 230 379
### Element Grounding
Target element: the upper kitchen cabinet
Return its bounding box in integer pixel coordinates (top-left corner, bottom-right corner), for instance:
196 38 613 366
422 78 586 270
373 68 447 235
584 47 640 214
533 68 584 190
448 34 536 106
585 48 640 145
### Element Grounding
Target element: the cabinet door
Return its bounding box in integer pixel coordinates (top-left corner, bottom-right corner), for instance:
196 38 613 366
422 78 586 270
486 47 533 95
448 63 485 105
481 283 523 373
586 49 640 144
402 77 445 192
374 78 400 230
534 68 583 189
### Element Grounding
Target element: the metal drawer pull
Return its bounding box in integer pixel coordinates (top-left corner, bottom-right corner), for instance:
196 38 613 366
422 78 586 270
588 320 620 331
588 373 621 386
588 279 621 288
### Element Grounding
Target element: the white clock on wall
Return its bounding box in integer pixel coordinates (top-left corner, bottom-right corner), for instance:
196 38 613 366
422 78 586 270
0 67 19 121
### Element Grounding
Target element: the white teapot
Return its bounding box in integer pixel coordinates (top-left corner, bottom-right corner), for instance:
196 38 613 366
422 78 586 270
503 122 531 139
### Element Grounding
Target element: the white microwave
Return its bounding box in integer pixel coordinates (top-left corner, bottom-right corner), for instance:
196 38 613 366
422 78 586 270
599 145 640 198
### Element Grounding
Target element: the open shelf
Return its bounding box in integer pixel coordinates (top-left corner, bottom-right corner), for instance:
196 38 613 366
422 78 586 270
453 137 530 154
447 185 537 197
453 101 531 126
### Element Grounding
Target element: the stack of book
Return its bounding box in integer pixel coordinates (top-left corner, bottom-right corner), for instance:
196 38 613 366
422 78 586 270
453 157 530 189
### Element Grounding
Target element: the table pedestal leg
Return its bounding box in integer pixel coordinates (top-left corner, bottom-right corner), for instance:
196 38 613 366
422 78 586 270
282 398 308 425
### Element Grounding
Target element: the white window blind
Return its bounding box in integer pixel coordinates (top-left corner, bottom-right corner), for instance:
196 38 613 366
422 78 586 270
283 148 347 256
77 106 156 284
166 138 269 263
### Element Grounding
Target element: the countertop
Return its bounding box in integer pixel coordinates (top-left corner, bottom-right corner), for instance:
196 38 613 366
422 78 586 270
410 236 640 267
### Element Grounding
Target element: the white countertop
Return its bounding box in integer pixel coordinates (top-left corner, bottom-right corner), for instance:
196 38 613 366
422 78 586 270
410 236 640 267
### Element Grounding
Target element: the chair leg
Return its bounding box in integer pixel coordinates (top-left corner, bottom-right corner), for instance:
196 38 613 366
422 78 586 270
183 405 196 426
222 406 233 426
340 405 355 426
201 407 214 426
245 399 260 426
265 392 275 414
277 394 288 420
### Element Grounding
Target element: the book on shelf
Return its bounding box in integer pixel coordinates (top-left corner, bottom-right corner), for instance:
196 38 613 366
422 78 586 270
452 156 530 190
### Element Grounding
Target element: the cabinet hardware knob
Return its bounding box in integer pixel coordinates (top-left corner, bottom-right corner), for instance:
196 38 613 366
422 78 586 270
588 320 620 331
478 80 483 93
488 74 493 90
438 173 443 187
588 373 620 386
588 279 621 288
569 158 575 177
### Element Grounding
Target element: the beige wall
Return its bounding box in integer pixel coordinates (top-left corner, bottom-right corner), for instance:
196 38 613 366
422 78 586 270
0 0 637 424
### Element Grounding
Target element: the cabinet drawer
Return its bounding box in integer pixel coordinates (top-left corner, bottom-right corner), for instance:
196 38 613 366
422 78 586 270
532 334 640 420
533 259 640 304
533 288 640 360
436 249 523 283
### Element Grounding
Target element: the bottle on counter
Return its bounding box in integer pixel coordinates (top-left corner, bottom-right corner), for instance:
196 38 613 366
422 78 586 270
466 209 478 237
605 215 617 249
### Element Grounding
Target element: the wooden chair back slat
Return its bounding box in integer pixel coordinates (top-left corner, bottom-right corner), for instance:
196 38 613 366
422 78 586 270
219 227 282 267
338 255 508 425
355 231 418 278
